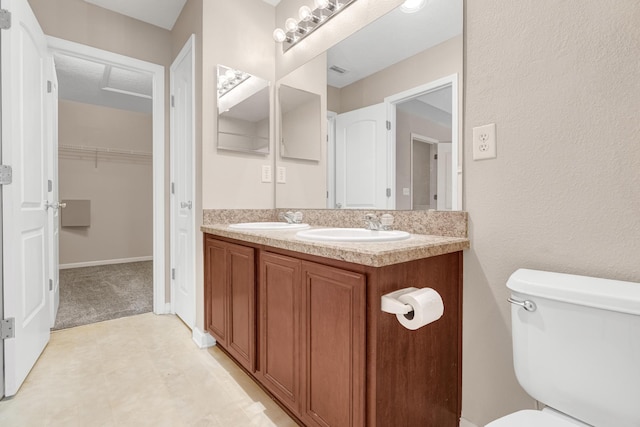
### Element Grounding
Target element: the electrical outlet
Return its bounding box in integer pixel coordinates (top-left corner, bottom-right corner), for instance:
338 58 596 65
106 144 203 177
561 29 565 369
261 165 272 183
472 123 497 160
402 187 410 196
277 167 286 184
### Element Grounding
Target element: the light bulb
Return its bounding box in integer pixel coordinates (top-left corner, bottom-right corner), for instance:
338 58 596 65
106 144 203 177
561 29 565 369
298 5 313 22
285 18 298 32
400 0 426 13
273 28 287 43
314 0 329 9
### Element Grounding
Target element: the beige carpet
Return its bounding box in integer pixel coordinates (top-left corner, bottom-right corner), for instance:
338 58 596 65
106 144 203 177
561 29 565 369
53 261 153 330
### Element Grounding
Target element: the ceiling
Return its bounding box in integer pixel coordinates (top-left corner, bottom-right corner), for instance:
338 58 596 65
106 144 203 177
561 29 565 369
83 0 280 30
327 0 462 88
55 53 153 113
397 85 453 129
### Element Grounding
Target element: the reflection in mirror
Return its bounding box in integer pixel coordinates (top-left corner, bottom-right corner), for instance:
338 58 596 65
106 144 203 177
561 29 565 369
279 84 321 161
275 0 463 210
217 65 270 155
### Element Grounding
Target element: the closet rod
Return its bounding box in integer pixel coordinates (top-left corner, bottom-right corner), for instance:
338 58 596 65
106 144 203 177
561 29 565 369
59 144 152 158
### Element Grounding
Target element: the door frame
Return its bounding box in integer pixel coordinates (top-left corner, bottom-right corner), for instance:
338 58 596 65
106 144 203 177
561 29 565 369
385 73 460 210
326 110 337 208
409 133 439 210
46 36 167 314
169 34 196 326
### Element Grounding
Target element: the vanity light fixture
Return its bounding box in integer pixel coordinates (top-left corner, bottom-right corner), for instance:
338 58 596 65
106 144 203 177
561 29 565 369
400 0 427 14
217 67 250 98
273 0 357 53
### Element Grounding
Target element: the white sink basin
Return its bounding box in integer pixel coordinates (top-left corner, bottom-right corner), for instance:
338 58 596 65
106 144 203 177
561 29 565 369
229 222 310 231
296 228 411 243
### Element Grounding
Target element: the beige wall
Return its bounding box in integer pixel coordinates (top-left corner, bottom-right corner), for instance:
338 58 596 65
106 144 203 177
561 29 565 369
58 100 152 265
463 0 640 425
337 36 462 114
201 0 276 210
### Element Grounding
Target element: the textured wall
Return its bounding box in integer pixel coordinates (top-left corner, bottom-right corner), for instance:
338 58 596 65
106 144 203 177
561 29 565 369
463 0 640 425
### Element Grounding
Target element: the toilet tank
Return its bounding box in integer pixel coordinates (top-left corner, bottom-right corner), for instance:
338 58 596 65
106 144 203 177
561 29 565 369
507 269 640 427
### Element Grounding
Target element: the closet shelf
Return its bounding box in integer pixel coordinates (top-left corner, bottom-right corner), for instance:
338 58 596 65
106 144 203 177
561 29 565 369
59 144 152 165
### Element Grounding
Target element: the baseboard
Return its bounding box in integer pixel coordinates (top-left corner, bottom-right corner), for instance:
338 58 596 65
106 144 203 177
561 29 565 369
60 256 153 270
460 417 479 427
192 327 216 349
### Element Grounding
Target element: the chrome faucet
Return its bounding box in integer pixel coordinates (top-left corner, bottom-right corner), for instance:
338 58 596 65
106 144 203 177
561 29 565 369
364 213 394 231
279 211 303 224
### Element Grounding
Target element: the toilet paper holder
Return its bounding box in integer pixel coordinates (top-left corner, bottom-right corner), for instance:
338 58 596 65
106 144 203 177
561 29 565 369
381 287 419 315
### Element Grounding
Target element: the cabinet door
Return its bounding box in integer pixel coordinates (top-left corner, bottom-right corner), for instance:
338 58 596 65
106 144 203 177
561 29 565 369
301 261 366 427
226 243 256 372
204 237 227 347
259 253 302 416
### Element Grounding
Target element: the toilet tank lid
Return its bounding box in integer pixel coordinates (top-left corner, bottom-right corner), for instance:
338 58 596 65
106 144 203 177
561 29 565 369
507 269 640 316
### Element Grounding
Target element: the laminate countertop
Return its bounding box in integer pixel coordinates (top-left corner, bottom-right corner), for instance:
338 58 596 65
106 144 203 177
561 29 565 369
201 224 469 267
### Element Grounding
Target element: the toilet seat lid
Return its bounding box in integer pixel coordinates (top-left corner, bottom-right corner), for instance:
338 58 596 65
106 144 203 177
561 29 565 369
486 410 587 427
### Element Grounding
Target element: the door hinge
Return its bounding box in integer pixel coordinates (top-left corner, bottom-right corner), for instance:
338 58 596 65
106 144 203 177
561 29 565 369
434 154 438 160
49 279 53 291
386 120 391 130
171 182 175 194
0 165 13 185
171 268 176 280
171 95 175 108
48 179 53 192
386 188 391 197
1 318 15 340
434 194 438 201
0 9 11 30
47 80 52 93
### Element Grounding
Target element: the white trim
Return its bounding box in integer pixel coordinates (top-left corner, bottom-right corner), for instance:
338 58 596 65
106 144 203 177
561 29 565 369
326 110 337 208
46 36 166 314
169 34 196 327
459 417 479 427
192 327 216 349
59 256 153 270
384 74 460 210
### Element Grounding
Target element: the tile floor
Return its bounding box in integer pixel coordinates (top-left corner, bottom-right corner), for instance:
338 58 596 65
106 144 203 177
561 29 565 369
0 313 298 426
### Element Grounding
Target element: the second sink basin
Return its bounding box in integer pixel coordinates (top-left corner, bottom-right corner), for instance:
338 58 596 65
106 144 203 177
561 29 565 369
229 222 310 231
296 228 411 243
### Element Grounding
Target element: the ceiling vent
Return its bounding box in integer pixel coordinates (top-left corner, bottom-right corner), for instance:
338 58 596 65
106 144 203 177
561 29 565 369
329 65 349 74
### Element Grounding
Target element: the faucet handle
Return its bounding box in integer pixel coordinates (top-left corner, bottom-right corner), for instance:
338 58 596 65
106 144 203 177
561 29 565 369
294 211 303 223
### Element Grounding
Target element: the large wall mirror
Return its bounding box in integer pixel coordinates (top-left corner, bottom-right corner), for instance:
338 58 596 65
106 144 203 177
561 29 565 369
217 65 270 155
275 0 463 210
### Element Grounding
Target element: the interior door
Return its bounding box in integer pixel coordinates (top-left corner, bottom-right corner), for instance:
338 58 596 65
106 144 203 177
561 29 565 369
335 103 388 209
170 35 195 328
1 0 52 396
46 56 60 327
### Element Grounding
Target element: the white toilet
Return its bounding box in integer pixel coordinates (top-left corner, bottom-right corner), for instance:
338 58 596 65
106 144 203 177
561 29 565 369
486 268 640 427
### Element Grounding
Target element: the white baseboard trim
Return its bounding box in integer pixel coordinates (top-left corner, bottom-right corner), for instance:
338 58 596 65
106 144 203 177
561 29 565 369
460 417 479 427
60 256 153 270
192 327 216 349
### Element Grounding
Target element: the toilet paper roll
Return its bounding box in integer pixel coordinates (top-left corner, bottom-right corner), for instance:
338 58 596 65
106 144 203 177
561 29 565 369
396 288 444 330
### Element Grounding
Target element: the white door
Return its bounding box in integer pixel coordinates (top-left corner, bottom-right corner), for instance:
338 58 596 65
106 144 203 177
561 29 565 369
170 35 195 328
1 0 52 396
437 143 452 210
45 57 60 327
335 103 388 209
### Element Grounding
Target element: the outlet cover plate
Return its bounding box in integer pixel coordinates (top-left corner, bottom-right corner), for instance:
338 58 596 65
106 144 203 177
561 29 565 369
261 165 272 183
472 123 497 160
277 167 286 184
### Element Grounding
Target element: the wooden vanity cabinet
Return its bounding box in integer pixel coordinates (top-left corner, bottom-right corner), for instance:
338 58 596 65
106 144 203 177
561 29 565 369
204 233 462 427
204 236 255 372
259 252 365 426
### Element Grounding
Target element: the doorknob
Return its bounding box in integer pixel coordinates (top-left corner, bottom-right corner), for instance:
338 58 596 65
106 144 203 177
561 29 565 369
335 202 342 209
44 201 67 211
180 201 192 210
